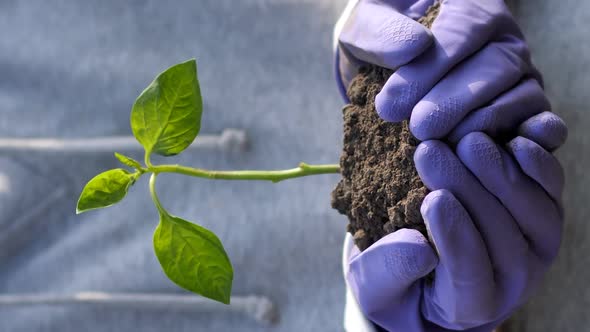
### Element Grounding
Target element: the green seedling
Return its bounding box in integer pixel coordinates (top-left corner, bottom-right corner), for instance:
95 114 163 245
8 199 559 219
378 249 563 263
76 59 340 304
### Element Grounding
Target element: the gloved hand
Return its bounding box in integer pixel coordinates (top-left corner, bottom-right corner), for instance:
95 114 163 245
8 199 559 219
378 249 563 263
337 0 542 142
335 0 435 100
346 129 565 331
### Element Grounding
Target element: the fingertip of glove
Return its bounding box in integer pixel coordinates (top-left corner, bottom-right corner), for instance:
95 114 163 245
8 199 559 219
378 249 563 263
421 189 454 217
457 132 503 169
414 140 447 165
375 85 417 123
365 228 435 261
506 135 535 153
376 92 408 122
378 229 437 280
456 131 491 152
421 190 466 240
377 20 434 69
409 101 444 141
348 229 437 301
518 111 568 151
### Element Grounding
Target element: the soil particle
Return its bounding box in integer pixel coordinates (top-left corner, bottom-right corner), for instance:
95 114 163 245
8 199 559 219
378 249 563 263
331 2 440 251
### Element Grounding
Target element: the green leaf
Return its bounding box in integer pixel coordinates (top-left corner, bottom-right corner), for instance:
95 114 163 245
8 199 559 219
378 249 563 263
153 213 233 304
76 169 137 214
131 59 203 157
114 152 143 170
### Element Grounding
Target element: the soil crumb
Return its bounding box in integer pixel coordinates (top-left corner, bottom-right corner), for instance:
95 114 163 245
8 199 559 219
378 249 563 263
331 2 440 251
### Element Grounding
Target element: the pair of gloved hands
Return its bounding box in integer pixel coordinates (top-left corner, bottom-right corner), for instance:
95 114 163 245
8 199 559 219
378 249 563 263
336 1 567 331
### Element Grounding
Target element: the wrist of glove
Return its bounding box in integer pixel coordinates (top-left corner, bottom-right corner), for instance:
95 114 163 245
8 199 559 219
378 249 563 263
336 1 568 331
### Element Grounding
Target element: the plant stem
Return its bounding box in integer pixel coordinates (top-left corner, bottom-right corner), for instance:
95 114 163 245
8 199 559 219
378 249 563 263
149 173 167 215
144 151 154 169
148 163 340 183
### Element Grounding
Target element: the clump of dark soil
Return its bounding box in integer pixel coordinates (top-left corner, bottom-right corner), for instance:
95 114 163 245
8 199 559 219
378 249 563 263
331 2 440 251
331 66 429 251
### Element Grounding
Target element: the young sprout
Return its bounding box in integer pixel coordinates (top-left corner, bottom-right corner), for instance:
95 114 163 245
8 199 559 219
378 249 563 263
76 59 340 304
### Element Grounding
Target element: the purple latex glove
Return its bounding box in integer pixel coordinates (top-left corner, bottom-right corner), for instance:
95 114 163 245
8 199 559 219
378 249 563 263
336 0 435 100
347 132 564 331
446 78 568 152
337 0 542 141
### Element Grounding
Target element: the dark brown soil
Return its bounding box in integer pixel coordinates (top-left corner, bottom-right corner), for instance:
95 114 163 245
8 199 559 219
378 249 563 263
331 2 440 251
331 66 429 251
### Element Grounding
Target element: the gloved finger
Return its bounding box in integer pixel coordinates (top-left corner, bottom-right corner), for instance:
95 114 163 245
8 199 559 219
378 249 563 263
414 140 527 275
506 136 565 204
457 132 562 261
339 1 433 71
447 78 547 144
375 0 514 122
347 229 437 328
409 40 530 140
518 111 568 151
421 190 495 329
